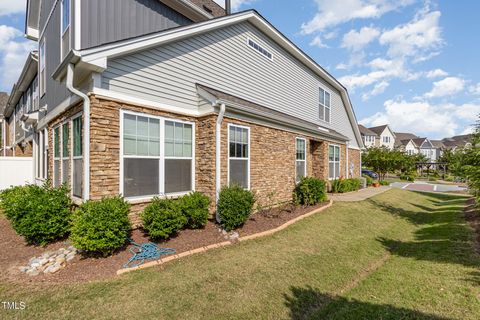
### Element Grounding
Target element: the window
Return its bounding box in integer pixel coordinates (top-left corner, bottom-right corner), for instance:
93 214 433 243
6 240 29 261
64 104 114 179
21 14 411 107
53 126 61 187
61 0 71 59
228 124 250 189
164 121 193 194
247 38 273 60
328 145 340 180
39 38 46 96
62 122 70 184
72 116 83 198
36 130 47 179
121 112 194 199
319 88 331 122
32 76 39 111
295 138 306 183
383 136 391 143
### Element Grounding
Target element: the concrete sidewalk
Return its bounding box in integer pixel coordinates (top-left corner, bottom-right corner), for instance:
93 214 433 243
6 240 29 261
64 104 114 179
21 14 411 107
329 186 390 202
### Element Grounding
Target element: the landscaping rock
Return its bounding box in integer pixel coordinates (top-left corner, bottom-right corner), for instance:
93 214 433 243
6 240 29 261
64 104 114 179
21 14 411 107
19 245 79 276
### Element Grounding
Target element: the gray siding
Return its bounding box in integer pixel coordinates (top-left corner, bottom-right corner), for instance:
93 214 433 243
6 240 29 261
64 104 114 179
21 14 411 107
102 22 360 148
39 0 71 113
81 0 192 49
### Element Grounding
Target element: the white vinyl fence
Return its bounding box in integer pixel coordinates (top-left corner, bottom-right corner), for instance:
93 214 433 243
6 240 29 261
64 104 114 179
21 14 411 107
0 157 33 191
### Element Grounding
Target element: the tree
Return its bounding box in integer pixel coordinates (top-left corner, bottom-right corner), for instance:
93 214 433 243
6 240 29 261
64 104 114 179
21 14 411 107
462 116 480 202
362 147 412 181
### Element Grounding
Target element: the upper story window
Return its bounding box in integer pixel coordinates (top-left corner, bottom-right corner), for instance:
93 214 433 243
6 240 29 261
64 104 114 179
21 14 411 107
61 0 71 59
39 38 46 96
383 136 391 143
319 87 331 123
247 38 273 61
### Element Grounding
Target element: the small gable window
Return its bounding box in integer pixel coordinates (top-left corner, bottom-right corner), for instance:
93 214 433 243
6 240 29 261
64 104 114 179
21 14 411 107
319 87 331 123
247 38 273 60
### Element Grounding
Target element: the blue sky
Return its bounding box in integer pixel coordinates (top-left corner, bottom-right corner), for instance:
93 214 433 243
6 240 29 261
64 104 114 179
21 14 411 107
1 0 479 139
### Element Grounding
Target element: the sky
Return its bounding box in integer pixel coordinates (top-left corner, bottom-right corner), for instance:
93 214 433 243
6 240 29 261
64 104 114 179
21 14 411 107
1 0 479 139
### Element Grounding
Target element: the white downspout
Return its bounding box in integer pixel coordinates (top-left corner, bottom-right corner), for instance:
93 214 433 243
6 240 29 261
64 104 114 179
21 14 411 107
66 63 90 201
345 141 349 178
215 103 226 222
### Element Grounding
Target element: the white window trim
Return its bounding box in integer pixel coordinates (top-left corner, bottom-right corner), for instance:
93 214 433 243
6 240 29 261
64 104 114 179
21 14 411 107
319 86 331 124
246 37 273 61
119 109 196 202
328 144 341 180
71 112 83 199
227 123 251 190
52 124 62 186
39 37 46 97
295 137 307 183
60 0 71 60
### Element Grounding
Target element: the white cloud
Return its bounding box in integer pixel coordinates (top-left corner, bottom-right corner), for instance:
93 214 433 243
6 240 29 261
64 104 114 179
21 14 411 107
0 25 36 92
425 68 448 78
341 26 380 51
0 0 25 16
379 9 443 59
424 77 465 98
359 99 480 137
301 0 415 34
469 83 480 95
361 81 389 101
310 36 329 48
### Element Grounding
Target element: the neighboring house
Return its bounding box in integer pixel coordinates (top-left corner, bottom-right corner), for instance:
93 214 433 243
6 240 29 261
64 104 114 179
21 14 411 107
358 124 378 148
368 125 396 150
0 0 363 222
0 92 9 155
441 134 473 152
430 140 445 160
394 132 419 155
413 138 437 162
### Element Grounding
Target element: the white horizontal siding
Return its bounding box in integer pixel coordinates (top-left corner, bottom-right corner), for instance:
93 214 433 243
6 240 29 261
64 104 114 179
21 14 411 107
102 22 360 148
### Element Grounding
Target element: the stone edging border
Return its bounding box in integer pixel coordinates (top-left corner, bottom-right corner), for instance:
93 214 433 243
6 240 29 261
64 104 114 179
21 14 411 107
117 199 333 275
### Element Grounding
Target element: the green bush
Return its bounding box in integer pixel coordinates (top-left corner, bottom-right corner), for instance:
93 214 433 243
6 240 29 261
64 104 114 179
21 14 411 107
428 177 437 182
379 180 390 186
294 177 327 206
0 183 71 245
180 192 211 229
363 175 374 186
70 197 131 256
218 185 255 231
141 197 187 239
444 176 454 182
399 172 416 181
331 178 362 193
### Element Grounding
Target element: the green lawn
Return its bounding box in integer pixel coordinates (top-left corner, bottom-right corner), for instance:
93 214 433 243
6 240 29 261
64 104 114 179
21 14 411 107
1 189 479 319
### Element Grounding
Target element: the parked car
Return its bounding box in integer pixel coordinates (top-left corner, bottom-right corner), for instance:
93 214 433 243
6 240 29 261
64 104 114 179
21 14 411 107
362 169 378 179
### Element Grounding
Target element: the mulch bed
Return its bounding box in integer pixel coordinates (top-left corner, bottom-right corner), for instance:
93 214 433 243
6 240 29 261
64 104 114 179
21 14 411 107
464 198 480 254
0 202 329 286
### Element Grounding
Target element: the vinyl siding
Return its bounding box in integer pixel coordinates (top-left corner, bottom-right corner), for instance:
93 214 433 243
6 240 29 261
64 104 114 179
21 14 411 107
102 22 360 148
80 0 192 49
39 0 71 113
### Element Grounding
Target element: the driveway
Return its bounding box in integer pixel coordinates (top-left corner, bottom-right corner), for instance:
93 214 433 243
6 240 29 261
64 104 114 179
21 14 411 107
390 181 468 193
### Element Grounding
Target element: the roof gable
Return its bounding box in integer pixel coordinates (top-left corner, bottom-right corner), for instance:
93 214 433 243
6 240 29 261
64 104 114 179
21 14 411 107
358 124 377 137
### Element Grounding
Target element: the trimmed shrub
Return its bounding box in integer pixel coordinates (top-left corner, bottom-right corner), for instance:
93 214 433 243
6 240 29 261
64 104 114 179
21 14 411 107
379 180 390 186
294 177 327 205
399 172 416 181
218 185 255 231
331 178 362 193
180 192 211 229
141 197 187 239
70 197 131 256
0 183 71 245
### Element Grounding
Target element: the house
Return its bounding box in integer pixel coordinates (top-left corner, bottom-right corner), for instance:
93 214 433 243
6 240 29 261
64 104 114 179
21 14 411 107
358 124 378 148
430 140 445 160
394 132 419 155
412 138 437 162
441 134 473 152
0 0 363 222
368 125 396 150
0 92 9 155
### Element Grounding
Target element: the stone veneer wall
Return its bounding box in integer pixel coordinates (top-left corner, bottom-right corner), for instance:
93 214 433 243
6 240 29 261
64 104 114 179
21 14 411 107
348 148 362 178
45 95 360 226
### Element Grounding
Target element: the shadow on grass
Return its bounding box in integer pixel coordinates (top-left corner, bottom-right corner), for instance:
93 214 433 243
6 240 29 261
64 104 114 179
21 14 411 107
371 192 480 268
284 286 451 320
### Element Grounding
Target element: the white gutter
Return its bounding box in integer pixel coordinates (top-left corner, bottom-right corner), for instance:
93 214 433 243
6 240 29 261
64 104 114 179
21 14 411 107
215 103 226 222
66 63 90 201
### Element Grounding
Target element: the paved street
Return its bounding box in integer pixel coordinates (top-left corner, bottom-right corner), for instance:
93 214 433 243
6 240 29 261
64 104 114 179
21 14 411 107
390 181 468 193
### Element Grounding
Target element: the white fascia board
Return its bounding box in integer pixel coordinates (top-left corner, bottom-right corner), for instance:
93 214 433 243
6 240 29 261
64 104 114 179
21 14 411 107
26 27 39 41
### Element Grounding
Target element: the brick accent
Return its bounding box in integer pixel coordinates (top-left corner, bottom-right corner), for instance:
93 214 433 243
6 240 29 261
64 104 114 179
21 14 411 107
44 96 357 227
14 141 33 157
